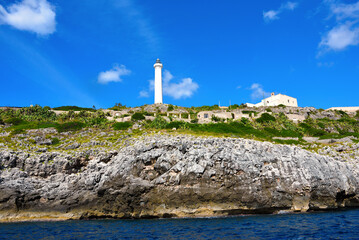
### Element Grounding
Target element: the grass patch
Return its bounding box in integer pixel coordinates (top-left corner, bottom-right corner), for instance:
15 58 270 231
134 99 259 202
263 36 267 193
299 123 326 137
113 122 132 130
55 121 85 132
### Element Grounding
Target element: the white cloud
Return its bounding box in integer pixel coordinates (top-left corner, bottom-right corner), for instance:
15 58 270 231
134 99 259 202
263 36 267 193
98 65 131 84
320 23 359 50
250 83 271 100
283 2 298 11
263 10 279 21
0 0 56 35
139 90 149 98
263 1 298 22
162 70 199 99
330 2 359 20
320 1 359 52
141 70 199 100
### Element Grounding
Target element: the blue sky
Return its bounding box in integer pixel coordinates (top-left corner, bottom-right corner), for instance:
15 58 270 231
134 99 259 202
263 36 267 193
0 0 358 109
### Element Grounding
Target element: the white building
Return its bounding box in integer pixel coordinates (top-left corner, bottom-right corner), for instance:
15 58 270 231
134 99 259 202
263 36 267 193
154 58 163 104
246 93 298 107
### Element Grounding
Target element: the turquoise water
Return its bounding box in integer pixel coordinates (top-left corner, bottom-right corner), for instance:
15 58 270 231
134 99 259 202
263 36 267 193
1 209 359 239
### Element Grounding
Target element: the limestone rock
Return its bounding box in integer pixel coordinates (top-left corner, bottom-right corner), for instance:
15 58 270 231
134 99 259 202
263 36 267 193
1 134 359 221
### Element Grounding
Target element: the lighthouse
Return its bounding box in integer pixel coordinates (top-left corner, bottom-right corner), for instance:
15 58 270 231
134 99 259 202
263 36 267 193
154 58 163 104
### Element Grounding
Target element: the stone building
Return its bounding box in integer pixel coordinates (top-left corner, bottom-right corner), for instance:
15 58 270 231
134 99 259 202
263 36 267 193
246 93 298 107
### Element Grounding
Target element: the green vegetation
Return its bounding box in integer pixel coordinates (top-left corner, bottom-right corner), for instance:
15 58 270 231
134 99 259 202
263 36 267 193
131 112 145 121
53 106 96 112
189 105 220 112
109 103 128 111
1 105 358 146
51 137 60 145
56 121 85 132
113 122 132 130
167 104 174 111
256 113 276 123
150 116 168 129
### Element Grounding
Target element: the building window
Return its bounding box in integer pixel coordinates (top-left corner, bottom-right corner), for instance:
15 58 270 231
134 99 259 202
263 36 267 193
204 113 208 118
288 100 290 103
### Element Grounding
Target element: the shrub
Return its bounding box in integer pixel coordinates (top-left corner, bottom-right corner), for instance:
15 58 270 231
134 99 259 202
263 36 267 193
131 112 145 121
211 115 222 122
150 116 168 129
240 117 250 125
53 106 96 112
299 123 326 137
0 118 3 125
5 117 26 125
51 137 60 145
10 128 25 135
166 121 187 129
355 111 359 119
256 113 276 123
181 113 189 119
190 118 198 123
167 105 174 111
113 122 132 130
56 121 85 132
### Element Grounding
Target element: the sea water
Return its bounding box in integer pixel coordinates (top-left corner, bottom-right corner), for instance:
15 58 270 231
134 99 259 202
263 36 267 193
1 209 359 239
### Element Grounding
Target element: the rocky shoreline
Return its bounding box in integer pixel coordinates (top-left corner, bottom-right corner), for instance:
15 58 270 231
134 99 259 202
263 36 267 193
1 133 359 222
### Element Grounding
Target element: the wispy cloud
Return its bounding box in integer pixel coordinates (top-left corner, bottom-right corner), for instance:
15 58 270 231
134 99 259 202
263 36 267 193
114 0 159 52
0 0 56 35
320 1 359 52
263 1 298 22
139 90 149 98
250 83 270 100
140 70 199 100
98 64 131 84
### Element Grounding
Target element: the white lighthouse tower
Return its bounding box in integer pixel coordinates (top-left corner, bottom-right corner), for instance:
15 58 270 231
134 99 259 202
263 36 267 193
154 58 163 104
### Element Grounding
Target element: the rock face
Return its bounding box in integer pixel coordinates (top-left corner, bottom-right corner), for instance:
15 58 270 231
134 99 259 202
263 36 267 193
1 134 359 221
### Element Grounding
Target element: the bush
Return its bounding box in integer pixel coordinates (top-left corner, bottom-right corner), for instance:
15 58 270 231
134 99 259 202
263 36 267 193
167 105 174 111
17 105 57 121
240 117 250 125
256 113 276 123
56 121 85 132
10 128 26 135
211 115 222 122
190 118 198 123
150 116 168 129
51 137 60 145
166 121 187 129
181 113 189 119
5 117 26 125
113 122 132 130
131 112 145 121
299 123 326 137
0 118 3 125
53 106 96 112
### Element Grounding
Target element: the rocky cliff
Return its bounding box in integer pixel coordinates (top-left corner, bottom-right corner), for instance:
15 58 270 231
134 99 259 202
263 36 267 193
1 134 359 222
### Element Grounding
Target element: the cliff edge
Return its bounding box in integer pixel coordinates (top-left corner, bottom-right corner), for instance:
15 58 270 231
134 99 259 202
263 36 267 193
1 134 359 221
